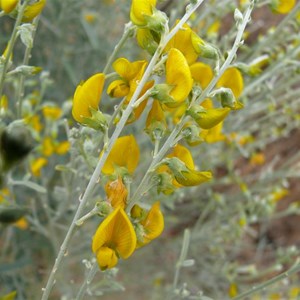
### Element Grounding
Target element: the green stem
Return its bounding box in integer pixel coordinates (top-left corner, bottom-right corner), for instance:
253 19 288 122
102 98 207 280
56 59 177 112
0 0 30 99
102 22 135 74
16 16 40 118
75 261 98 300
233 258 300 300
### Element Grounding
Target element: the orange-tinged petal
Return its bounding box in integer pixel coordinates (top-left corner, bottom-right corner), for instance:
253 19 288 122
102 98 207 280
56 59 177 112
217 68 243 98
130 0 156 26
166 48 193 104
92 207 136 259
140 201 164 242
105 177 128 209
95 246 118 270
72 73 105 123
102 135 140 175
190 62 213 89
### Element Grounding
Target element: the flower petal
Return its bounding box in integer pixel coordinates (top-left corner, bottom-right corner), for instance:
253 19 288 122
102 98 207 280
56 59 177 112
92 207 136 259
217 68 243 98
190 62 213 89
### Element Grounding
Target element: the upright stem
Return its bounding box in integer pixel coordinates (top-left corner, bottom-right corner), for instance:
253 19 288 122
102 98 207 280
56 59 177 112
16 16 40 118
0 0 30 98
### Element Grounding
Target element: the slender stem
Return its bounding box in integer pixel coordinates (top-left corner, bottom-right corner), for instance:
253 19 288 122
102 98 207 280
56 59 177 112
102 22 135 74
0 0 30 98
233 258 300 300
195 0 254 105
16 16 40 118
75 262 98 300
41 2 205 298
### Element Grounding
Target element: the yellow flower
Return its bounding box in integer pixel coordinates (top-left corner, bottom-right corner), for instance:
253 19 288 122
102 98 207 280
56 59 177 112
135 201 164 248
0 95 8 111
228 283 238 298
24 115 43 132
200 122 226 143
154 48 193 108
164 22 198 65
0 0 18 14
55 141 70 155
105 177 128 209
270 0 295 14
188 99 230 129
207 21 220 38
107 58 147 98
190 62 213 89
161 144 212 187
217 68 244 98
92 207 136 270
30 157 48 177
72 73 107 129
249 152 265 166
22 0 46 22
270 188 289 203
102 135 140 175
42 106 62 120
130 0 167 33
191 31 218 59
42 136 55 157
13 217 28 230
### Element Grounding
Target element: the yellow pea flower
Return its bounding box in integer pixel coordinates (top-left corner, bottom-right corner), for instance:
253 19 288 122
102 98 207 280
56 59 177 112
55 141 70 155
161 144 212 187
165 22 198 65
207 21 221 38
0 188 10 203
216 68 244 98
270 0 295 14
13 217 28 230
24 115 43 132
190 62 213 89
135 201 164 248
166 157 212 187
72 73 107 130
42 106 62 120
154 48 193 108
228 283 238 298
130 0 166 33
200 122 226 143
102 135 140 175
92 207 136 270
130 0 156 26
22 0 46 22
0 0 18 13
249 152 265 166
105 177 128 209
42 136 55 157
30 157 47 177
188 98 230 129
107 58 147 98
